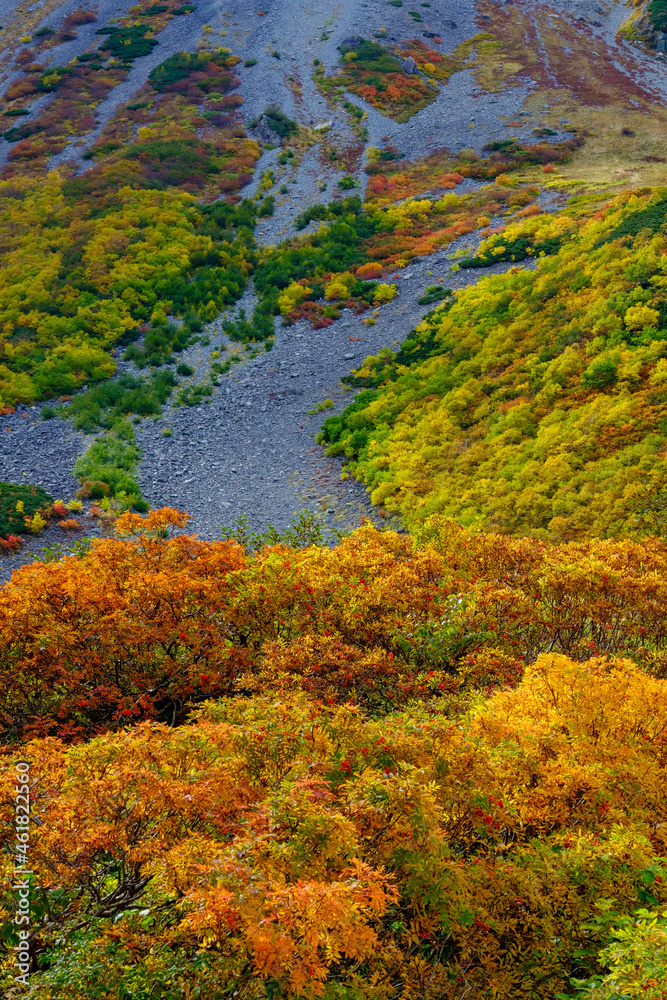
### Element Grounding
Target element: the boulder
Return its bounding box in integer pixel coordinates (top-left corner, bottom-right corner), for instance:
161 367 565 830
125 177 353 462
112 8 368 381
253 118 282 144
341 35 362 46
402 56 418 74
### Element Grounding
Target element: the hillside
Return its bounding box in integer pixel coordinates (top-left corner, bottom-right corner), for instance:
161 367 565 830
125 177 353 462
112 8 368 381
1 0 667 997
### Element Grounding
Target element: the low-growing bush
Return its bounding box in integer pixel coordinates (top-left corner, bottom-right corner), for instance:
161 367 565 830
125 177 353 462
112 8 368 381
0 482 53 539
74 421 144 504
66 371 178 433
258 194 275 216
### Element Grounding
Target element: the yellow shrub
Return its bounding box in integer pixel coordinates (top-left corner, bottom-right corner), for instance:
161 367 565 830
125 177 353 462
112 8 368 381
24 512 47 535
373 282 398 304
434 194 461 211
324 272 355 301
278 281 312 316
625 304 660 332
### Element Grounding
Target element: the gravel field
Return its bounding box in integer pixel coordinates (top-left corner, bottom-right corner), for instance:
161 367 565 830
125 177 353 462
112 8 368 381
1 0 664 578
0 225 537 580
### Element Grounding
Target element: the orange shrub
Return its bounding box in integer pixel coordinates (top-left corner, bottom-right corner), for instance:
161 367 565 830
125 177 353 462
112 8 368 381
356 261 383 279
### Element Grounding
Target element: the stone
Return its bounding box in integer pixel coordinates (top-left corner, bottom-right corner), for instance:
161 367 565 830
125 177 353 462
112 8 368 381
252 118 282 145
402 56 418 74
341 34 362 46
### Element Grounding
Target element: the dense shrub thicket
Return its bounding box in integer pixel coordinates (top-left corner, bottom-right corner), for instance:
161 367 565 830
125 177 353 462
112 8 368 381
328 38 438 121
224 167 548 339
1 511 667 997
0 482 53 539
649 0 667 31
0 176 257 410
319 188 667 540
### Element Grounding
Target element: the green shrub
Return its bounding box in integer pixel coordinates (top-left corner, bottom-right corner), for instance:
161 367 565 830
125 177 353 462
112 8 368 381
648 0 667 31
67 371 177 433
258 195 275 217
600 194 667 244
74 421 143 503
581 354 619 391
123 323 190 368
3 123 44 143
176 383 213 406
0 482 54 539
220 509 328 551
98 26 159 61
418 285 453 305
262 104 298 139
294 203 330 231
148 50 215 91
460 235 564 268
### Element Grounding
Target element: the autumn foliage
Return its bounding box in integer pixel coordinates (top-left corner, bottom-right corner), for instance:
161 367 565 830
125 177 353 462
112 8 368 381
0 512 666 994
321 187 667 540
323 39 438 123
